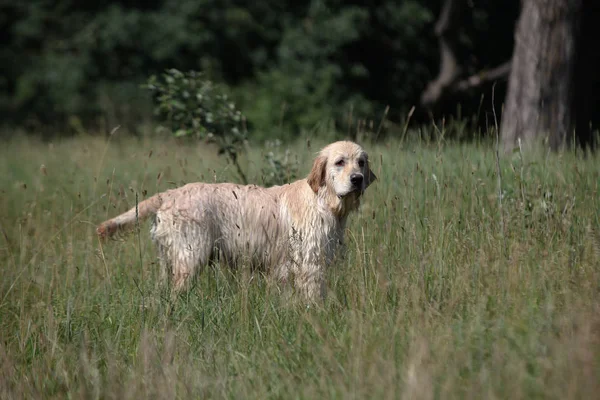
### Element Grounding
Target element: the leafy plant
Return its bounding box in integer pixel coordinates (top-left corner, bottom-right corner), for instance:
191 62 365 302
144 69 248 183
260 139 300 186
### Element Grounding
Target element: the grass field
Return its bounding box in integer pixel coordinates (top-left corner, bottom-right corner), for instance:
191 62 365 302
1 131 599 399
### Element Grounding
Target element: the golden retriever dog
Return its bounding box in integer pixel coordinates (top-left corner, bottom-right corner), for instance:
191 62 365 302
96 141 376 301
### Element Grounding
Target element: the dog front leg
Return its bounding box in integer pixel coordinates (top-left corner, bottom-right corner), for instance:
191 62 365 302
294 265 326 302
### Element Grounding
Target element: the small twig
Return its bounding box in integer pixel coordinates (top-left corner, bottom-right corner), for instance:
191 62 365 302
135 192 145 326
400 106 416 146
105 168 116 221
231 154 248 185
430 114 446 153
518 138 526 206
492 82 506 256
374 105 390 141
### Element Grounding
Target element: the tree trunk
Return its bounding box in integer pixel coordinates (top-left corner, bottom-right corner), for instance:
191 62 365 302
501 0 582 152
572 0 600 150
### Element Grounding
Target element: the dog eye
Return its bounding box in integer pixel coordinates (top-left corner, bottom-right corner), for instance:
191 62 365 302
358 160 365 167
335 159 345 167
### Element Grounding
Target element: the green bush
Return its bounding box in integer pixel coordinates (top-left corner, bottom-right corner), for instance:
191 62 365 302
260 139 300 186
143 68 303 187
144 69 249 183
1 0 519 137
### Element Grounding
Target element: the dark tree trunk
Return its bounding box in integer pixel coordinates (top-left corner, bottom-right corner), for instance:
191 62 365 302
501 0 583 151
572 0 600 150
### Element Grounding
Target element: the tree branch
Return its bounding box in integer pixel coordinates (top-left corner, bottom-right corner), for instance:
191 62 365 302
454 61 512 91
420 0 512 108
421 0 464 107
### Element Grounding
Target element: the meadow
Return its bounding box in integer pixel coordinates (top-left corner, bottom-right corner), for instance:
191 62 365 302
1 130 599 399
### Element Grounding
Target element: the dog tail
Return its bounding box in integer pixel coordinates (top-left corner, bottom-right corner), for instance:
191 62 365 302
96 194 163 239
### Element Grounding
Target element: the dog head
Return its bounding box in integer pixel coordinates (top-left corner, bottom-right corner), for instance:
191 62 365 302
307 141 377 214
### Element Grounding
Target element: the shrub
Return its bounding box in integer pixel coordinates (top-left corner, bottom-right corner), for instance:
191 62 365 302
143 69 249 183
260 139 300 186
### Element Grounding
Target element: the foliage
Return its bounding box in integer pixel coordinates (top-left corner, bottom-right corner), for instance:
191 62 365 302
142 69 301 186
0 0 285 131
260 139 300 186
144 69 249 183
1 133 600 398
234 0 437 138
0 0 520 138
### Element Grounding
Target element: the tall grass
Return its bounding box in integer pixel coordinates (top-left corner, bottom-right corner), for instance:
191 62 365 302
1 131 599 399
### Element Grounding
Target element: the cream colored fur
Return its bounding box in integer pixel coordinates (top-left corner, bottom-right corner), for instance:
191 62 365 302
96 141 377 301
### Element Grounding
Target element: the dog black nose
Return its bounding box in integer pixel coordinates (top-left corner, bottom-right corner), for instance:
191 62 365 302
350 173 364 187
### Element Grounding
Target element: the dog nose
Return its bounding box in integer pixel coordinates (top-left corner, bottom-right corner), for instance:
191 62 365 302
350 173 364 187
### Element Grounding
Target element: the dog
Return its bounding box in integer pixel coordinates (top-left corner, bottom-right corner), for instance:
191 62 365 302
96 140 377 301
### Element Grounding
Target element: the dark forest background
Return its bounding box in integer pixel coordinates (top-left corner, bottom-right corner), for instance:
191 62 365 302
1 0 598 147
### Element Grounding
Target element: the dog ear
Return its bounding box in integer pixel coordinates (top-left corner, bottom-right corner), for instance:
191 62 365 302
307 155 327 193
364 161 377 189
